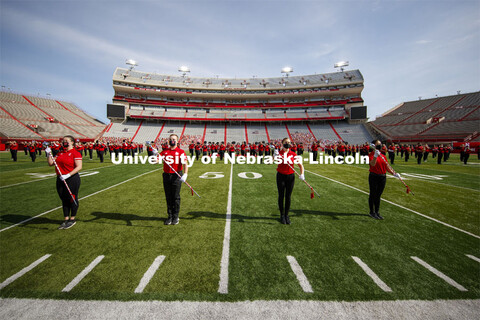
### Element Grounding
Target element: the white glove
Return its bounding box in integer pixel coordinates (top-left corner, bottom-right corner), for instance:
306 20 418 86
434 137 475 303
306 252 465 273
152 148 159 155
374 149 381 158
394 173 401 179
274 149 279 156
180 173 188 183
45 147 52 156
60 174 71 181
299 173 305 181
370 143 376 149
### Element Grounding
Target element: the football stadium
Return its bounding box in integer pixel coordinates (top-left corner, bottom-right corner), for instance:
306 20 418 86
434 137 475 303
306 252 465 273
1 1 479 319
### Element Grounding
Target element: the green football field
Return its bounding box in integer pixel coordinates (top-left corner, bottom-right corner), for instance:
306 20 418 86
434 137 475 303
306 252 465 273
0 150 479 302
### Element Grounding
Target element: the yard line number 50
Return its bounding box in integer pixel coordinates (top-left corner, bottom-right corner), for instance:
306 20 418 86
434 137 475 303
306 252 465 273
199 172 262 180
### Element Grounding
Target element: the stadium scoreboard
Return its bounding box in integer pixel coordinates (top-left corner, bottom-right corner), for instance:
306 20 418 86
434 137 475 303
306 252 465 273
107 104 125 119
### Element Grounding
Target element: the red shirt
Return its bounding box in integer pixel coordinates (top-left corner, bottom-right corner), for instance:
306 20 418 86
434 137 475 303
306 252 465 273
369 152 388 175
160 147 186 173
10 144 18 150
277 150 298 175
55 149 82 176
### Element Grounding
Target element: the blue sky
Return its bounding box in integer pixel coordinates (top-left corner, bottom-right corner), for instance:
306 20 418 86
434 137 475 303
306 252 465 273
1 0 479 123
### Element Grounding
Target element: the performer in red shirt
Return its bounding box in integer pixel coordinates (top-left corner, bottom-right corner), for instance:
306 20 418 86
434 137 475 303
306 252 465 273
28 142 37 162
311 141 319 162
45 135 82 229
387 143 396 164
276 137 305 225
153 134 188 225
437 144 444 164
9 140 18 162
189 142 195 157
368 140 398 220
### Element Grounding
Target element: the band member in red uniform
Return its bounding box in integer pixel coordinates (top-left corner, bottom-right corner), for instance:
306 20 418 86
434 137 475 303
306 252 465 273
423 144 430 162
153 134 188 225
96 141 106 162
276 137 305 225
195 142 201 159
28 142 37 162
189 141 195 157
45 136 82 229
463 143 471 165
387 143 395 164
416 143 423 165
368 140 398 220
9 140 18 161
241 142 246 156
311 141 319 162
437 144 444 164
404 145 410 162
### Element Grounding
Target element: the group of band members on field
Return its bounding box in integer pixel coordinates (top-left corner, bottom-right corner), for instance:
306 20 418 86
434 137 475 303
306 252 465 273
6 139 476 165
3 135 478 229
5 139 144 163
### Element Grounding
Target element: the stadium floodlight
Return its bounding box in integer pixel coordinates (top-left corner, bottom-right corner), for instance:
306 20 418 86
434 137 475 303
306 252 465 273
281 67 293 77
334 61 349 72
178 66 190 79
126 59 138 71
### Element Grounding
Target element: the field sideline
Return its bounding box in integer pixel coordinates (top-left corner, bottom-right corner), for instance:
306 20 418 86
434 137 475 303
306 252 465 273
0 150 479 316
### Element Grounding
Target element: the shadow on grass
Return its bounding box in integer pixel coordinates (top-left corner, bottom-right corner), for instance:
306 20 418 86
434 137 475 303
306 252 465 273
82 211 165 227
0 214 62 229
290 209 370 220
185 211 278 224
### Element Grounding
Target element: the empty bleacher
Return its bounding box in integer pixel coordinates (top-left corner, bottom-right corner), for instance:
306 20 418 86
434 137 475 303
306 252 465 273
204 123 224 143
332 122 372 145
309 123 340 142
267 123 289 141
0 118 41 139
226 124 246 143
0 92 105 140
133 122 163 143
247 124 268 143
372 91 480 141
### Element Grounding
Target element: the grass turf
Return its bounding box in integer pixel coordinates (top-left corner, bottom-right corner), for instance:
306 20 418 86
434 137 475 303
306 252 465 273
0 150 478 301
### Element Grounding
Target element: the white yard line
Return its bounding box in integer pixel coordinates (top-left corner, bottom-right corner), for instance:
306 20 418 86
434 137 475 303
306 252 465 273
218 163 233 294
0 164 118 189
352 256 392 292
0 169 161 233
0 254 51 290
305 170 480 240
286 256 314 293
411 256 467 291
62 255 105 292
134 256 166 293
466 254 480 263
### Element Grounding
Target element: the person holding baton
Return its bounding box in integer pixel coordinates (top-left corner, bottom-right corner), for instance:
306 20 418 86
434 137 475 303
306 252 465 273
153 134 188 225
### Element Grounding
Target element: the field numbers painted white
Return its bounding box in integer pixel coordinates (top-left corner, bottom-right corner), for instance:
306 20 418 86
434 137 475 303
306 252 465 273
237 172 262 179
199 172 225 179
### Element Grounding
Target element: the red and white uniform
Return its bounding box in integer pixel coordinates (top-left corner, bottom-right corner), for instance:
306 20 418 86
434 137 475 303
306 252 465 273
369 151 388 175
161 147 186 173
276 150 298 175
54 149 82 176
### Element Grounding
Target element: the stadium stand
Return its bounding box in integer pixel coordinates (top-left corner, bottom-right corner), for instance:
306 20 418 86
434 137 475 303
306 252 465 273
0 91 105 141
101 67 370 145
372 91 480 142
332 122 372 145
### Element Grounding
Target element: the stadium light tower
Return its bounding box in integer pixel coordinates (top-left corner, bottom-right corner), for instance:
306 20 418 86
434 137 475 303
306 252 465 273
281 67 293 77
178 66 190 78
126 59 138 71
334 61 349 72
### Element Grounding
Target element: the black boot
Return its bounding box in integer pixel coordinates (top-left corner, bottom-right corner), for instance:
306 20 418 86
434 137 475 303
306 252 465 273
280 212 287 224
285 214 291 225
164 214 173 225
